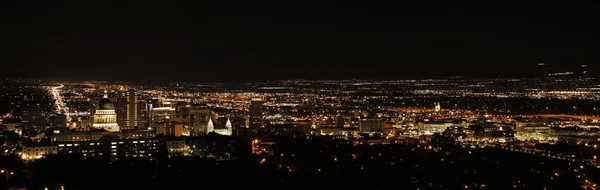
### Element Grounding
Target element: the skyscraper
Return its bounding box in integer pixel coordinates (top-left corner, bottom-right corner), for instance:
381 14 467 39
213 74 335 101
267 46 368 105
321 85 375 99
249 98 263 128
115 94 127 128
126 89 138 128
189 109 211 136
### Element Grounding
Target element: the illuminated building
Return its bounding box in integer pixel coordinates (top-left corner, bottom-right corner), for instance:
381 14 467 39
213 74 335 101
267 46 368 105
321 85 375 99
76 116 91 128
57 141 103 158
359 118 384 133
189 109 211 136
116 94 128 129
106 138 160 160
120 128 156 139
434 102 441 112
165 139 188 157
249 98 264 128
156 122 188 136
238 124 307 139
515 122 553 141
0 118 22 133
418 121 454 135
152 107 176 123
22 145 58 160
48 130 111 142
206 118 215 134
91 91 120 132
213 118 233 136
20 108 48 130
127 89 138 128
50 114 68 128
136 101 147 128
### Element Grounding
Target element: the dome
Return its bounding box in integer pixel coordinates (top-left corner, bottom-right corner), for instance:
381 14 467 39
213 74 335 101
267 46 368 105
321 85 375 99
98 98 115 110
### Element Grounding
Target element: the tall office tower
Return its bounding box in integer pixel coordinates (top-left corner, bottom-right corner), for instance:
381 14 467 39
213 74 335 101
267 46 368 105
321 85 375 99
249 98 264 128
152 107 176 122
115 93 128 128
126 89 138 128
136 101 146 128
189 109 211 136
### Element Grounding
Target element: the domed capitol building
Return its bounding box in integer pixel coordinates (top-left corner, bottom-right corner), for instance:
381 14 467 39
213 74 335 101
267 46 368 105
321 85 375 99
92 90 120 132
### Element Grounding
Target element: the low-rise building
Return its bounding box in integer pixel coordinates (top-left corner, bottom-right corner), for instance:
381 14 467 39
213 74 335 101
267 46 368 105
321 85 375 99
22 145 58 160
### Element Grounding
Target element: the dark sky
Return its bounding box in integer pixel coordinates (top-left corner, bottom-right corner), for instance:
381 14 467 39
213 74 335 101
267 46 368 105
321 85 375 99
1 2 598 81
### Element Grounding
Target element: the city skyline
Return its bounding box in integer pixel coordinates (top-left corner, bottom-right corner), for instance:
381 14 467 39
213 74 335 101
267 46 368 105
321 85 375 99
1 2 600 189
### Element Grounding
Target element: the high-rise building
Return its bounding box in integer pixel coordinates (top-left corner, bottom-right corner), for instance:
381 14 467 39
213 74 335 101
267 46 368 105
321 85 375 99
115 94 128 128
21 108 48 130
189 109 211 136
127 89 138 128
249 98 263 128
136 101 147 128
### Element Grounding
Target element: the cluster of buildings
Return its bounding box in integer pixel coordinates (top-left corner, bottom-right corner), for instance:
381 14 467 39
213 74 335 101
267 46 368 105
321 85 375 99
2 79 600 161
3 88 249 161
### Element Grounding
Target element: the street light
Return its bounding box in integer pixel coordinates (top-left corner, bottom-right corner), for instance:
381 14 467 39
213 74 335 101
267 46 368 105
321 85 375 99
0 169 14 189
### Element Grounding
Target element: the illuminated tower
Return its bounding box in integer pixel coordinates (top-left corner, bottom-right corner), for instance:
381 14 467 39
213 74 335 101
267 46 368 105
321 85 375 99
206 118 215 134
434 102 441 112
249 98 263 128
189 109 211 136
92 90 120 132
126 89 138 128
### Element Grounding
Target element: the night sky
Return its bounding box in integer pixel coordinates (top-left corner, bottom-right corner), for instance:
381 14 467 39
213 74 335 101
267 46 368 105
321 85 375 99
1 2 598 81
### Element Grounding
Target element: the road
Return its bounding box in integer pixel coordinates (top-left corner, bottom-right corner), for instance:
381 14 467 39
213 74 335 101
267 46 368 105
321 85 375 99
49 84 71 121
